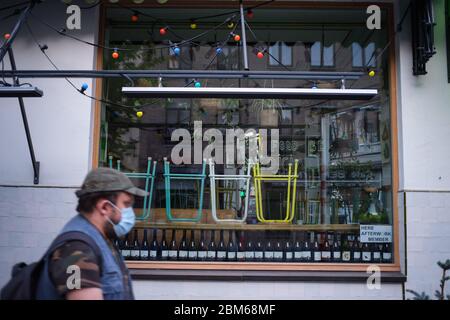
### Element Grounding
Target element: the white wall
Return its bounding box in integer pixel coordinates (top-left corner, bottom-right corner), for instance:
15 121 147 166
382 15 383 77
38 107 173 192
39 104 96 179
133 280 402 300
396 0 450 192
0 186 78 287
0 0 98 186
394 0 450 299
402 191 450 298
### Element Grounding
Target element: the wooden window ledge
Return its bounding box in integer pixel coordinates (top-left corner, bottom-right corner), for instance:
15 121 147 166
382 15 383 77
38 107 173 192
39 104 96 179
129 268 406 283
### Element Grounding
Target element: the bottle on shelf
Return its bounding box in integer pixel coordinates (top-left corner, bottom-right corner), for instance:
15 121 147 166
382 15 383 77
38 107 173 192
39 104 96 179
341 235 352 263
207 230 217 261
160 229 169 261
301 234 312 262
352 236 362 263
217 230 227 262
264 237 274 262
284 237 293 262
332 233 341 263
245 233 255 262
254 233 264 262
227 230 237 262
274 238 284 262
168 230 178 261
149 229 159 261
197 230 207 261
121 233 131 261
372 243 382 263
321 233 332 263
382 242 392 263
130 229 140 261
312 233 321 262
237 232 245 262
294 234 302 262
188 230 198 261
140 229 150 261
362 242 372 263
178 229 189 261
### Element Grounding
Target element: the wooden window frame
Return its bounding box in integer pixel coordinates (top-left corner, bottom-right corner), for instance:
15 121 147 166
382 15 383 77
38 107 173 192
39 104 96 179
91 1 401 274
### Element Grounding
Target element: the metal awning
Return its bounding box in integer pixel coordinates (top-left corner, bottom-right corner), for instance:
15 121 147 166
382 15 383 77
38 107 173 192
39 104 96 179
122 87 378 100
0 86 43 98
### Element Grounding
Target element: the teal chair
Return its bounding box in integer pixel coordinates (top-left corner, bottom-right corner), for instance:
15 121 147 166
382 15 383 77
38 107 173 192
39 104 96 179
109 156 157 221
163 157 206 222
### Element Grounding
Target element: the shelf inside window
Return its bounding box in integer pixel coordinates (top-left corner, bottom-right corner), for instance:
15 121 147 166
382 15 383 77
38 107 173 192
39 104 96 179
135 221 360 232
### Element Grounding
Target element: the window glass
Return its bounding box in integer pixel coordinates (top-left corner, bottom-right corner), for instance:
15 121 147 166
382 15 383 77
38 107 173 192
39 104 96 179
102 6 393 265
352 43 363 67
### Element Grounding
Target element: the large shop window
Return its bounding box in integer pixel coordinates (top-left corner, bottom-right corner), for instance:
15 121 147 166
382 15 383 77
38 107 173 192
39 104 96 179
99 4 397 270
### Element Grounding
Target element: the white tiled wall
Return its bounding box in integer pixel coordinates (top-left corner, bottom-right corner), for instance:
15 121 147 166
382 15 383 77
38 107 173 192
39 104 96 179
132 280 402 300
0 187 78 287
403 192 450 299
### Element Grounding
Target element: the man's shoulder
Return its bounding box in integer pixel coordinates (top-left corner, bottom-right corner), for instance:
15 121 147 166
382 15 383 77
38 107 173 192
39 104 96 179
49 240 100 267
48 240 102 296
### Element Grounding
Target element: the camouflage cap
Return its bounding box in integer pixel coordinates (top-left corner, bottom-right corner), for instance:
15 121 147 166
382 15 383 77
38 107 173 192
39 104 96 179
75 167 149 198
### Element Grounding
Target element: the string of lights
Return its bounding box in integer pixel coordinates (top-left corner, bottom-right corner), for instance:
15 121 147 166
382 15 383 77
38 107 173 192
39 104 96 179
25 20 157 111
22 14 241 114
28 10 242 60
114 0 273 23
1 0 395 99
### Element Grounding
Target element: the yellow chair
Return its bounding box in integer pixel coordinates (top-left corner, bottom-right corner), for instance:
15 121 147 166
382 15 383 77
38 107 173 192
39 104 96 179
252 160 298 223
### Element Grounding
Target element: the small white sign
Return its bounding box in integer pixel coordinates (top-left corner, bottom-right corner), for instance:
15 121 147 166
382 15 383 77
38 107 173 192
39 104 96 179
360 225 392 243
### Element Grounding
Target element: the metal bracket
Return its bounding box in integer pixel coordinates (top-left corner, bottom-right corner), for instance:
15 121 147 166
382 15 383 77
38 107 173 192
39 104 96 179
8 48 40 184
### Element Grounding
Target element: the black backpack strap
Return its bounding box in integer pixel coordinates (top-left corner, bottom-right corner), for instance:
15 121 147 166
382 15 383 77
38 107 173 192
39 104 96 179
46 231 103 275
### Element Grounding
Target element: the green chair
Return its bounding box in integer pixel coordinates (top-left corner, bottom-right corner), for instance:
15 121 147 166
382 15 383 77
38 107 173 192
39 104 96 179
163 157 206 222
109 156 157 221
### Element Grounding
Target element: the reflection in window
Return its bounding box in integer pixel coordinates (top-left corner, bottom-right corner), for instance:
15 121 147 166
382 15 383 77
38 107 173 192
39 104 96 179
168 46 192 69
217 46 239 70
311 41 334 67
269 42 293 66
364 43 376 67
311 42 321 66
352 42 376 68
103 6 393 265
168 47 180 69
352 43 363 67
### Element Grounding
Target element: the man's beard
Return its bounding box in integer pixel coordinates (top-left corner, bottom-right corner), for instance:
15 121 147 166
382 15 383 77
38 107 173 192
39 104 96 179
104 219 117 240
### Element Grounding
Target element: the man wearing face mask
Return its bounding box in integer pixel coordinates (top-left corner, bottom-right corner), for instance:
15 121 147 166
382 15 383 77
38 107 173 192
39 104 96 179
35 167 148 300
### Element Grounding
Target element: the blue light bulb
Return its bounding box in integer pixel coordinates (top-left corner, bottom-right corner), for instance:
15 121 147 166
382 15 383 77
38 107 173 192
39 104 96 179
81 83 88 93
194 81 201 88
216 47 223 54
173 46 180 55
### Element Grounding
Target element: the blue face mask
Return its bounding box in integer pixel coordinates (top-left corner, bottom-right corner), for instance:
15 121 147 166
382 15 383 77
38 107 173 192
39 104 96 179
106 201 136 238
